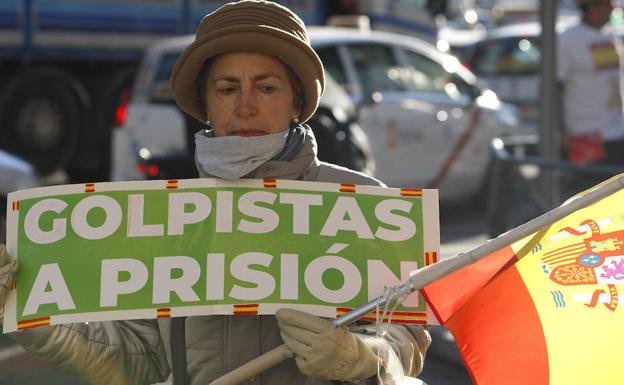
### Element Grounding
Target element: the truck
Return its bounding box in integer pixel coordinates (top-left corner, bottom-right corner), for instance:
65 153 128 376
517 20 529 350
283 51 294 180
0 0 441 183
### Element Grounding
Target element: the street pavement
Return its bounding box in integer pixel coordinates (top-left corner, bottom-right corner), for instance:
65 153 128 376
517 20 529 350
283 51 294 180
0 205 488 385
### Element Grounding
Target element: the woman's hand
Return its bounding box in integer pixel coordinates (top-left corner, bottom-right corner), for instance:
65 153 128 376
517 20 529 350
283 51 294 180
276 308 379 381
0 244 18 318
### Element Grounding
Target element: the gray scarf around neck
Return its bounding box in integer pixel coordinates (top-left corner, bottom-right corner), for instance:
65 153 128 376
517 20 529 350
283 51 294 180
195 124 315 180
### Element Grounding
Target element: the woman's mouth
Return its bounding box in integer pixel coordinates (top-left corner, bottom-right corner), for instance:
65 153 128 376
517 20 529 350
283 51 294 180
228 129 267 137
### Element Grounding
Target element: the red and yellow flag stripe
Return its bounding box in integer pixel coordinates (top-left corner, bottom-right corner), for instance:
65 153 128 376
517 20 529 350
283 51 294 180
339 184 356 193
233 304 259 315
336 307 427 324
263 179 277 188
11 200 19 211
166 180 179 189
85 183 95 193
18 317 51 330
400 188 422 197
425 251 438 266
156 308 171 318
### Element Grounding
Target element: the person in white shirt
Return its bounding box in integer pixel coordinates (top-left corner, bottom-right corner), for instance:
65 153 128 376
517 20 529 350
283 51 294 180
557 0 624 165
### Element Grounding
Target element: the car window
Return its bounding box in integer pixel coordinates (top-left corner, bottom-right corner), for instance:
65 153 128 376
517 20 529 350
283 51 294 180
345 43 408 95
400 49 448 92
315 45 351 92
401 48 476 99
471 37 540 75
150 52 180 102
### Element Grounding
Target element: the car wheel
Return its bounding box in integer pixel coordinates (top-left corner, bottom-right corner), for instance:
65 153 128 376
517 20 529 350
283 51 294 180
0 68 88 176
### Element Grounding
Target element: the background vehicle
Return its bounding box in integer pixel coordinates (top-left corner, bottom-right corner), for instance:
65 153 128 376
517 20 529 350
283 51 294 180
0 0 446 183
111 35 375 182
0 150 41 244
309 27 519 203
112 27 520 206
461 18 578 134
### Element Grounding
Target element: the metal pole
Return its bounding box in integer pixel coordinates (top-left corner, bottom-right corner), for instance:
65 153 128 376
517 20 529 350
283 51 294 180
539 0 561 207
209 175 624 385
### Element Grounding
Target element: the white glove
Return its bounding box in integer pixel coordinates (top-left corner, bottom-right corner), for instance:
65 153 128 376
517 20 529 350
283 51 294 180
0 244 18 321
275 308 379 382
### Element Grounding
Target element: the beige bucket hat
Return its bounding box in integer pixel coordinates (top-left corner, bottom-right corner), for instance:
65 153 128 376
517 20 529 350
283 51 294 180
171 0 325 124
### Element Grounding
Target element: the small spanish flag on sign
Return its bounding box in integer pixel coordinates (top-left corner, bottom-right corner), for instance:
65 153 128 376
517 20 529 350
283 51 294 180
263 179 277 188
156 308 171 318
400 188 422 197
425 251 438 266
335 308 427 324
339 184 356 193
11 200 19 211
233 304 259 315
17 317 51 330
85 183 95 193
166 180 178 189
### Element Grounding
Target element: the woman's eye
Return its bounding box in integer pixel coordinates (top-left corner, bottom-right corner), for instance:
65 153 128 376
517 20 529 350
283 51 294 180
259 85 276 93
217 87 236 95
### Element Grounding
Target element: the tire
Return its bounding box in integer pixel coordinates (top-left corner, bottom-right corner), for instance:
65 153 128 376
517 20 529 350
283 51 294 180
0 67 88 176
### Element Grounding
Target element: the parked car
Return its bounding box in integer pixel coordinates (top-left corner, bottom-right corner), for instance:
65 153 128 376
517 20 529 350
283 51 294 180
461 18 578 134
308 26 518 203
111 34 375 182
0 150 42 243
112 27 520 204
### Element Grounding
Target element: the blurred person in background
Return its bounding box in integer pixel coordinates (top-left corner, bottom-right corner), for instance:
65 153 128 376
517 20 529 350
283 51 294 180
557 0 624 166
0 1 430 385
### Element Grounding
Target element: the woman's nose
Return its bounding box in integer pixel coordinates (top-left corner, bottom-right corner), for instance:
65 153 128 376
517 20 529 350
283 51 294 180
236 88 257 118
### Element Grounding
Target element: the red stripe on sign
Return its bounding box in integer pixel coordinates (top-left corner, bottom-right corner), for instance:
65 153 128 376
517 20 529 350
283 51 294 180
233 304 258 308
426 251 438 265
17 316 51 330
233 311 258 315
340 184 356 193
263 178 277 188
400 188 423 197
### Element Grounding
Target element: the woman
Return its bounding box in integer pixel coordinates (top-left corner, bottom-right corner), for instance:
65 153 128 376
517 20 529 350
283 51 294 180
0 1 431 384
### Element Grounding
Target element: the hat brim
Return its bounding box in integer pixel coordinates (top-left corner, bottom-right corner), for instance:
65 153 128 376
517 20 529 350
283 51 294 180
171 25 325 124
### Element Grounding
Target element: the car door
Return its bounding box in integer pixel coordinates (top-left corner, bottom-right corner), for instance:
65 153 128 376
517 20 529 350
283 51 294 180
319 41 443 188
398 46 483 191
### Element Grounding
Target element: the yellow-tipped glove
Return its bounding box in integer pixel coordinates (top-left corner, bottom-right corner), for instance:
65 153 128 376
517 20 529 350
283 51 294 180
276 308 380 382
0 244 18 321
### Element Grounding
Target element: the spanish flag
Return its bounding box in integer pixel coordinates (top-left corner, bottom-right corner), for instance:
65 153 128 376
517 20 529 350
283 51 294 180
422 180 624 385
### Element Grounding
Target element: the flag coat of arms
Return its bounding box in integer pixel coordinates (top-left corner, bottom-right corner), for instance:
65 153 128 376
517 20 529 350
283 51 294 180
422 182 624 385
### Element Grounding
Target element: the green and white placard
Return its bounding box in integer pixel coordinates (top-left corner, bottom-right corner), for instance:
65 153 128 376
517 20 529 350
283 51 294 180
4 178 439 333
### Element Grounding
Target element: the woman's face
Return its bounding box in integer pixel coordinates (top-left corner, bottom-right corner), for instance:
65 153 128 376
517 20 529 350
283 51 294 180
205 52 299 137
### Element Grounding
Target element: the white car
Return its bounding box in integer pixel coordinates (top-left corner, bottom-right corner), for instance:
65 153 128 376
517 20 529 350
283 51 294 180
112 27 520 204
462 17 578 134
309 27 518 203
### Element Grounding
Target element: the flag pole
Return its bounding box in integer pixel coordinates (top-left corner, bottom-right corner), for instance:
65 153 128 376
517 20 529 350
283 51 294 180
209 175 624 385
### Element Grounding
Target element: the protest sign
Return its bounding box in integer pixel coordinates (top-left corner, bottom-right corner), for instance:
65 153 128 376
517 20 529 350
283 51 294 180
4 178 439 333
